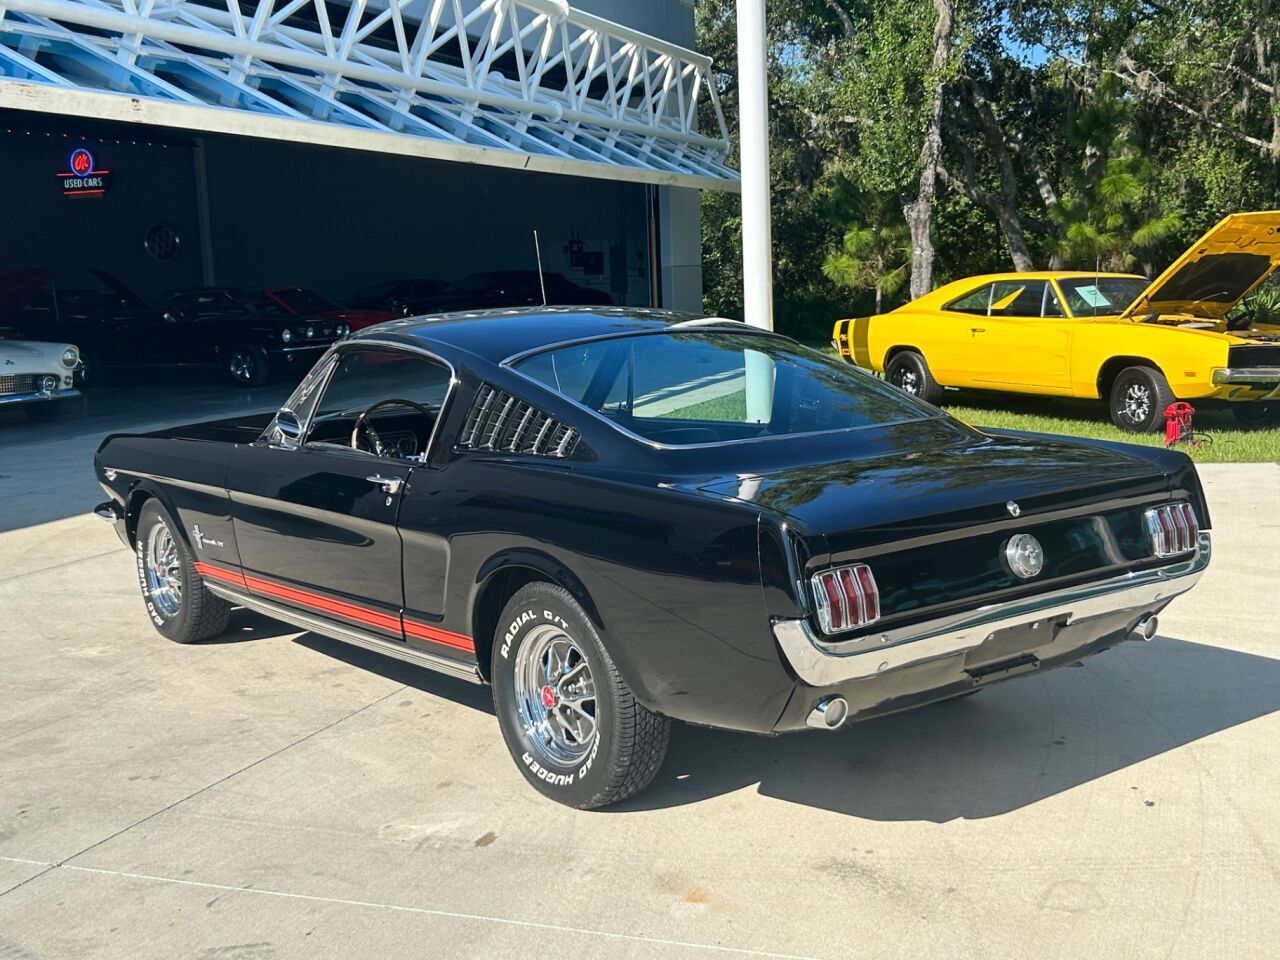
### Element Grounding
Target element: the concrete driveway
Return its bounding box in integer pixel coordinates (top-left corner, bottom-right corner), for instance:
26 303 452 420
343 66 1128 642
1 403 1278 959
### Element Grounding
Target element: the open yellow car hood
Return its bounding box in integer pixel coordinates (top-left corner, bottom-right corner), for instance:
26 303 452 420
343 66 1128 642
1120 211 1280 320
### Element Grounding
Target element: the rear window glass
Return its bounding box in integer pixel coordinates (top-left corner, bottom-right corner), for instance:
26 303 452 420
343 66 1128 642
513 331 937 446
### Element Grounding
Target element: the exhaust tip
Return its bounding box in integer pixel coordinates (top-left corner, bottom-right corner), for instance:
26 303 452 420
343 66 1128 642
806 696 849 730
1134 616 1158 641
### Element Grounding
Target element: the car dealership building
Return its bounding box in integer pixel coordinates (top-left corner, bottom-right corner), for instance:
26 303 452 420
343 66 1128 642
0 0 737 311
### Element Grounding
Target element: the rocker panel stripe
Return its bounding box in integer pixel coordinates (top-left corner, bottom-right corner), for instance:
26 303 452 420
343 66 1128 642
192 561 474 653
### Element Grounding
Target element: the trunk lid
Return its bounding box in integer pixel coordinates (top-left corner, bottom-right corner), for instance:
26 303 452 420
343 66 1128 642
699 431 1169 551
699 430 1187 626
1120 211 1280 321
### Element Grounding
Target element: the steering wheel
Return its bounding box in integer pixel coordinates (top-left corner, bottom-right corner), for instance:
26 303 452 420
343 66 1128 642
350 398 434 456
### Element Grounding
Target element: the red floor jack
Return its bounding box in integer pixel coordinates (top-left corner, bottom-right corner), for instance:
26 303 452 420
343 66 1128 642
1163 402 1209 448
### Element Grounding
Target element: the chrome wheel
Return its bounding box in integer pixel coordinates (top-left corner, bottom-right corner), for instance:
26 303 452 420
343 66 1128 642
1120 381 1151 425
891 366 920 395
143 520 183 619
514 624 597 766
228 351 256 384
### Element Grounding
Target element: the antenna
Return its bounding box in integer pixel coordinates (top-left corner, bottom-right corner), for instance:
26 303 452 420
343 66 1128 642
533 230 547 306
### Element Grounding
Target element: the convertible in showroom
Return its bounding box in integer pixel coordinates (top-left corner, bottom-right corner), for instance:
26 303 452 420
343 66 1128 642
0 335 79 421
834 211 1280 431
95 308 1211 807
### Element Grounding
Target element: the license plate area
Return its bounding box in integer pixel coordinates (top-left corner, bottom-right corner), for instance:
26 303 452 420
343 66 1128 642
964 614 1065 671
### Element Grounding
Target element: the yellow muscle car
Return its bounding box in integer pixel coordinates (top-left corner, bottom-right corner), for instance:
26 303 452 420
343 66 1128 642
833 211 1280 431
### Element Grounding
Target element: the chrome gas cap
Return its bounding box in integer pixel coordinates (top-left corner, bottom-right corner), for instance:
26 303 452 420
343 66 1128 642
1004 533 1045 579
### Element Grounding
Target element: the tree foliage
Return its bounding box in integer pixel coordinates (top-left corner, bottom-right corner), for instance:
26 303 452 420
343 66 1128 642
696 0 1280 340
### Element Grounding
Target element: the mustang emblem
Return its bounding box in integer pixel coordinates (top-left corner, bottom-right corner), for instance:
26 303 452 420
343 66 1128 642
1006 500 1021 517
191 524 225 550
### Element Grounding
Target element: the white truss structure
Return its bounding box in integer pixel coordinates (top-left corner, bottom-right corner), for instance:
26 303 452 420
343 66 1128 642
0 0 738 189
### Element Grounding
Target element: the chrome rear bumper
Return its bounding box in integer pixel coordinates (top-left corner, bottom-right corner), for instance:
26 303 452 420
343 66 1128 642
773 532 1210 686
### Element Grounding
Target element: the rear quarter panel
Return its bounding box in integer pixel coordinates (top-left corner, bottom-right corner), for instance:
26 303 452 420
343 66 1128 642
872 308 982 385
399 458 797 734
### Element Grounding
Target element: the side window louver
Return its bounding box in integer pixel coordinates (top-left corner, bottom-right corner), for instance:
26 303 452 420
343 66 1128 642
457 384 581 459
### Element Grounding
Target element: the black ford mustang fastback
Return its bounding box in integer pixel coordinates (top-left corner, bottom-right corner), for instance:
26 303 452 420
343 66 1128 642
94 308 1211 808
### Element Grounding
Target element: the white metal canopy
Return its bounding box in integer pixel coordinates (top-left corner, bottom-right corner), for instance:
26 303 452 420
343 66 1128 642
0 0 739 190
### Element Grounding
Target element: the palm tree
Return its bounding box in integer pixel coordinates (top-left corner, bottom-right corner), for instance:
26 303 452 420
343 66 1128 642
823 222 912 313
1051 80 1182 272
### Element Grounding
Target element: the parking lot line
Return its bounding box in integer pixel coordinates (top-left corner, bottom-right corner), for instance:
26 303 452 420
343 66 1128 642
0 857 822 960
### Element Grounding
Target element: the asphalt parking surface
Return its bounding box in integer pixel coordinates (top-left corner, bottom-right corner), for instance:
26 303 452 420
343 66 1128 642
1 395 1278 959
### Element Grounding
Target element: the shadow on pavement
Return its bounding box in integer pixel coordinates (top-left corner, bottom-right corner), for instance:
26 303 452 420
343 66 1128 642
620 635 1280 820
293 631 495 715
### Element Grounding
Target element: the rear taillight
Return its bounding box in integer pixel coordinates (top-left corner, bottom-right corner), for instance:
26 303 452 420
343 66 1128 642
812 563 880 634
1143 502 1199 558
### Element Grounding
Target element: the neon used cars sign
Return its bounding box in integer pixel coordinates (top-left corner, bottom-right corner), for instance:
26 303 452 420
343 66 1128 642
58 148 111 199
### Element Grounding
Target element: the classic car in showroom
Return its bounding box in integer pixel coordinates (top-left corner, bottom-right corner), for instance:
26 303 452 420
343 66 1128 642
403 270 613 314
833 211 1280 431
0 336 79 421
94 308 1211 807
346 278 450 316
0 271 346 388
159 287 349 386
263 286 396 332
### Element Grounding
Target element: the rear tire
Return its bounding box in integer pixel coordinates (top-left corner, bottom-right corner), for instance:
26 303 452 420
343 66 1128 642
885 350 944 405
227 344 270 387
491 582 670 809
134 500 230 643
1108 365 1175 433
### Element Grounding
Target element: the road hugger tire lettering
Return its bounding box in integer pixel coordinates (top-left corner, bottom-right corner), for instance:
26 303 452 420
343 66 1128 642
492 582 669 809
134 500 231 644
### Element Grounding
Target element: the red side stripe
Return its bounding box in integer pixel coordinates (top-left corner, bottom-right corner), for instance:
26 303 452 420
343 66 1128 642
403 619 475 652
193 560 474 653
194 561 246 588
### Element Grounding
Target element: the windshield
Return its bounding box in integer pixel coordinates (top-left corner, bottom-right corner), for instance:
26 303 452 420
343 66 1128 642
273 288 337 314
1057 278 1148 316
513 331 938 446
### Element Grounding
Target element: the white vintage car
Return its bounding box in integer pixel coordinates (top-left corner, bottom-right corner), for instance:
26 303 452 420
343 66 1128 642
0 338 80 422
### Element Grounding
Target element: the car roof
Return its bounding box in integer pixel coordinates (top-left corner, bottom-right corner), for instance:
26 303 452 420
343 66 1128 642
901 271 1149 311
348 306 757 364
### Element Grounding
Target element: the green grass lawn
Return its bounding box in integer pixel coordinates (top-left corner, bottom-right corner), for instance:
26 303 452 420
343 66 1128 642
943 392 1280 463
665 382 1280 462
799 342 1280 463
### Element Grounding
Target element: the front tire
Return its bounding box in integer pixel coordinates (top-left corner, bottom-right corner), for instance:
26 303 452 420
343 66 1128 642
492 583 670 809
1231 403 1280 427
885 350 944 405
134 500 231 643
227 344 270 387
1108 365 1175 433
74 349 106 388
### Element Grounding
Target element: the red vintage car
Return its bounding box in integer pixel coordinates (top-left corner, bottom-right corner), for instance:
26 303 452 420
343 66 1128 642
263 286 395 332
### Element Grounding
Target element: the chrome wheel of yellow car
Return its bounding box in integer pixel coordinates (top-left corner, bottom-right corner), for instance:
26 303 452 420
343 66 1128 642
885 351 943 405
1109 366 1175 433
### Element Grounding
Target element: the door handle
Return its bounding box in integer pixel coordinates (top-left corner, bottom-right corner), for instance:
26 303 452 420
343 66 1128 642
366 474 403 496
970 327 986 334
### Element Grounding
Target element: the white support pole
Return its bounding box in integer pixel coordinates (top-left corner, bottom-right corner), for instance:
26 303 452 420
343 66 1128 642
735 0 772 331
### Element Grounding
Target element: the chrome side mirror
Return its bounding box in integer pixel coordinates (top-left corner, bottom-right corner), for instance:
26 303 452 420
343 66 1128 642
275 409 303 448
